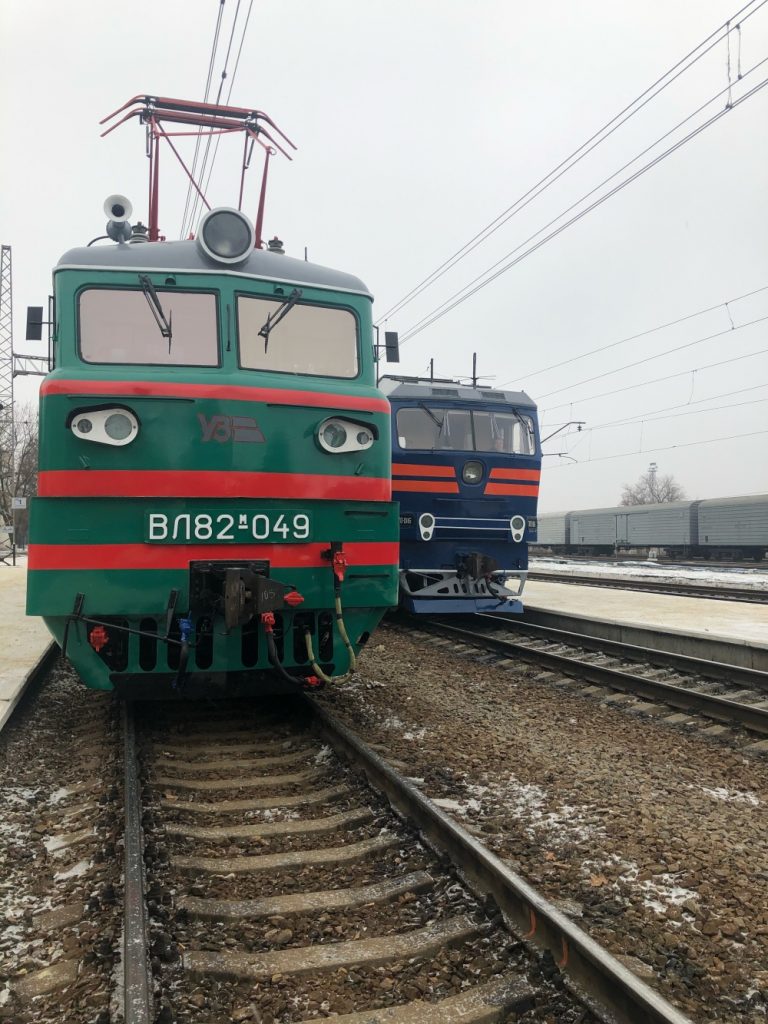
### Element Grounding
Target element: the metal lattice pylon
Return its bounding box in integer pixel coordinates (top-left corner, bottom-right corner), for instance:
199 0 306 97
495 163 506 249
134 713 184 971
0 245 14 524
0 245 12 413
0 245 13 461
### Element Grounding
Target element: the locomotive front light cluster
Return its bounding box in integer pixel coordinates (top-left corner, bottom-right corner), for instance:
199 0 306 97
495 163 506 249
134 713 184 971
70 408 139 447
317 418 375 454
418 513 435 541
510 515 526 542
462 460 483 485
197 207 255 264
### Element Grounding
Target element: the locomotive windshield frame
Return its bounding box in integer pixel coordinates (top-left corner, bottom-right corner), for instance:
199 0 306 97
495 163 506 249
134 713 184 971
77 285 221 366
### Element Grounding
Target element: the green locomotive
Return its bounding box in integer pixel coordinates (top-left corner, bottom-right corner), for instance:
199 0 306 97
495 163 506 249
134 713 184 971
26 97 399 695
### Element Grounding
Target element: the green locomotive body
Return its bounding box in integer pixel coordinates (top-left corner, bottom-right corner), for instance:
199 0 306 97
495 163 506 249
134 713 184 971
27 228 398 695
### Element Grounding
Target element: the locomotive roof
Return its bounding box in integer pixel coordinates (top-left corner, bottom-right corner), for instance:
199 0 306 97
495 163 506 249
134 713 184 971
379 375 537 409
56 239 372 298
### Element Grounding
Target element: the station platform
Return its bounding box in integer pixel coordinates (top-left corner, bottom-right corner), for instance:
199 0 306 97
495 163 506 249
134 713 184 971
0 556 55 733
522 579 768 671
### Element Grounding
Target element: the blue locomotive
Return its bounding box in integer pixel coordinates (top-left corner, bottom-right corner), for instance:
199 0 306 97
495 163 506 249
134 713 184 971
380 376 541 613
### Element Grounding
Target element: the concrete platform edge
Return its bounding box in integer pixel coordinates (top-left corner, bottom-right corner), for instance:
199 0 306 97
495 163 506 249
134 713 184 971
0 642 59 735
521 607 768 672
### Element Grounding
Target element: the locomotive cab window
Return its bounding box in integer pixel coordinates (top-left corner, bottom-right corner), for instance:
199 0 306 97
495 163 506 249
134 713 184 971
396 406 536 454
79 288 219 365
237 296 358 378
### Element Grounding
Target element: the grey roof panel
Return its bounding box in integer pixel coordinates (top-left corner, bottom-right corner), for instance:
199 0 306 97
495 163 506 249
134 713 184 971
379 376 536 410
56 239 372 297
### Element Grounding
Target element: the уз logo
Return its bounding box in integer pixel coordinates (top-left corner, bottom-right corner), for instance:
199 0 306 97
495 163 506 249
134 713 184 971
198 413 266 444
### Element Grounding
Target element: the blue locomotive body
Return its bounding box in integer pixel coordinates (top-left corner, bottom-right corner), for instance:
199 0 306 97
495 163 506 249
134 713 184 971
380 377 541 614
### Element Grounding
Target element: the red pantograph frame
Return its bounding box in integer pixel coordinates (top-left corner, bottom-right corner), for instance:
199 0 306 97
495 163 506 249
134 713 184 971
100 95 296 246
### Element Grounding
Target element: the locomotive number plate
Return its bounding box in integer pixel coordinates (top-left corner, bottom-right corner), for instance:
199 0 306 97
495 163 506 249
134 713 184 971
146 511 312 544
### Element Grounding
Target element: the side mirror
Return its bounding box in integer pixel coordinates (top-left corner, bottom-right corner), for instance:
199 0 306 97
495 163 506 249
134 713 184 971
384 331 400 363
26 306 44 341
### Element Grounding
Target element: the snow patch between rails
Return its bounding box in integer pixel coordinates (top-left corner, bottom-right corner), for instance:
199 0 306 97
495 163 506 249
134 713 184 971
701 786 759 806
54 859 91 881
403 727 427 741
580 855 698 917
429 773 605 851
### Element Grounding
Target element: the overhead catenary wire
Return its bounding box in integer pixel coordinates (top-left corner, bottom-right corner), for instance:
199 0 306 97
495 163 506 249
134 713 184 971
198 0 256 209
541 347 768 414
180 0 226 239
498 284 768 389
376 0 768 327
547 396 768 445
186 0 253 234
546 429 768 467
398 65 768 346
535 314 768 401
543 381 768 431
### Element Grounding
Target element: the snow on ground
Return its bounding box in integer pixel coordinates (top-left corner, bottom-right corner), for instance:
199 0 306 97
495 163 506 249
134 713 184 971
531 557 768 590
700 786 760 807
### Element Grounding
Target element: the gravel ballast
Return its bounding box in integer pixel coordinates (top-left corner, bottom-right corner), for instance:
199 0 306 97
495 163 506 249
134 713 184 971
318 622 768 1023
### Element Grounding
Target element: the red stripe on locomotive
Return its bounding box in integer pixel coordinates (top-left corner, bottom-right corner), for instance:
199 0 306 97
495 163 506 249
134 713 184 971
29 541 400 572
488 467 541 481
391 463 457 478
40 378 390 413
391 479 460 493
38 469 392 501
483 483 540 496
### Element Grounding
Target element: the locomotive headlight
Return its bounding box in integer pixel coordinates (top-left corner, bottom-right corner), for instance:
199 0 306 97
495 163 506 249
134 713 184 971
104 412 134 441
418 512 436 541
317 417 375 454
510 515 526 542
321 421 348 449
70 408 139 447
197 207 255 264
462 460 483 485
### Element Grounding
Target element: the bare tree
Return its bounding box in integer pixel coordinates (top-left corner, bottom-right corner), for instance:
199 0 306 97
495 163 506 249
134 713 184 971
0 404 39 550
620 462 685 506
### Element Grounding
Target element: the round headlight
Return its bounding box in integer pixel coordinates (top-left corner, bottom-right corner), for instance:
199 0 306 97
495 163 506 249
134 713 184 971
511 515 526 531
197 208 255 264
321 422 348 449
76 418 93 434
462 460 483 484
104 413 135 441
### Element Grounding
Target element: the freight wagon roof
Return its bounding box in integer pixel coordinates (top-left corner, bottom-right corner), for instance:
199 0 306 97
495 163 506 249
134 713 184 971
379 376 536 409
55 239 372 298
698 493 768 510
571 501 696 516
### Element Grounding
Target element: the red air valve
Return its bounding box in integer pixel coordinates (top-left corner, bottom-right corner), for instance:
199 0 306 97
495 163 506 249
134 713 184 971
89 625 109 652
260 611 276 633
284 591 304 608
303 675 322 689
332 551 348 582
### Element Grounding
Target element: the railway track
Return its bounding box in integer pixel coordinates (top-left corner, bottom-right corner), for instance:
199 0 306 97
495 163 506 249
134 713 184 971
527 570 768 603
416 616 768 739
121 699 694 1024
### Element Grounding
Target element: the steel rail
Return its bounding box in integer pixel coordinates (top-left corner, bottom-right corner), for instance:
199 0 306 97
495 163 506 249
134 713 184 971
480 614 768 691
308 698 694 1024
123 704 152 1024
421 620 768 735
528 571 768 603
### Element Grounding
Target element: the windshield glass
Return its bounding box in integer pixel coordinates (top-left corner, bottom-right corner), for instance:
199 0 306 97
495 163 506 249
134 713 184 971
238 296 358 378
79 288 218 365
396 406 536 454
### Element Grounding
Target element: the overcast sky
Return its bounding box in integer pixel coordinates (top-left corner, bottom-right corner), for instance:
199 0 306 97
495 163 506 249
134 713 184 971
1 0 766 511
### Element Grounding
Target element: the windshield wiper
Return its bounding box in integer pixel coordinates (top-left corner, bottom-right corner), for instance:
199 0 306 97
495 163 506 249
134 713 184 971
258 288 302 352
139 274 173 351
